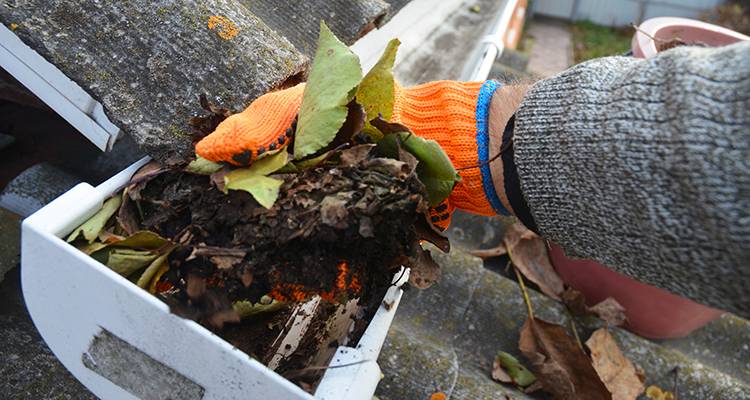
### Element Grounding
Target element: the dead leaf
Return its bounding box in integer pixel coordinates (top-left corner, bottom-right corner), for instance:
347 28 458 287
586 328 645 400
210 167 230 192
67 196 122 243
127 161 166 200
339 144 375 167
117 190 140 236
589 298 627 327
408 246 441 289
320 195 349 229
397 146 418 174
505 223 564 300
189 94 233 141
210 256 243 270
561 287 589 316
363 157 410 180
519 317 611 400
469 244 508 259
329 101 366 149
414 214 450 253
561 288 627 327
645 385 674 400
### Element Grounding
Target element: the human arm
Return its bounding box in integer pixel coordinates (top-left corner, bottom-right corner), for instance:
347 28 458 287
490 41 750 317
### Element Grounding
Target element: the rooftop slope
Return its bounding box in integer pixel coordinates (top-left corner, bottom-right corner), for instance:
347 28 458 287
0 0 408 162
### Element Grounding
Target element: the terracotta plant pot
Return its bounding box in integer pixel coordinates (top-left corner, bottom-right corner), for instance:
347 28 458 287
550 17 749 339
549 244 723 339
632 17 750 59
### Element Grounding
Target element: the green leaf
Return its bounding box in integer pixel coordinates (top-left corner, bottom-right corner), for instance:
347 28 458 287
136 248 174 289
226 175 283 209
357 39 400 140
224 150 288 208
67 196 122 243
185 156 223 175
294 21 362 159
106 248 157 278
379 131 460 206
294 150 333 170
108 231 170 250
225 149 289 186
233 297 286 319
496 351 536 387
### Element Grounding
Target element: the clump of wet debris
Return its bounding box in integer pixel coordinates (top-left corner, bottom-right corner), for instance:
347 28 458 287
67 23 455 390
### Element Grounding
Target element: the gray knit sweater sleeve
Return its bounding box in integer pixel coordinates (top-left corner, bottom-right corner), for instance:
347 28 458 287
513 41 750 317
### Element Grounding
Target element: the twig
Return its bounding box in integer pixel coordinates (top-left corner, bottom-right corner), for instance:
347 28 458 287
672 366 680 400
283 358 373 379
510 248 534 320
455 136 513 171
568 313 585 354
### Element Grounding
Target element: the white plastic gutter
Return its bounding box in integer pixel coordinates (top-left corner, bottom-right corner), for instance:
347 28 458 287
466 0 521 81
0 23 121 151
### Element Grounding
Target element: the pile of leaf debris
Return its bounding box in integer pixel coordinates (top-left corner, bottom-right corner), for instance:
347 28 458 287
65 23 454 389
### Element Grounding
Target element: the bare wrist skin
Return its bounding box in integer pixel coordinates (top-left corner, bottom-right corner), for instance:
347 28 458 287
488 84 530 216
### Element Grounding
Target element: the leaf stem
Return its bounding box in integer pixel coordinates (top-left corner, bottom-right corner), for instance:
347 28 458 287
510 248 534 320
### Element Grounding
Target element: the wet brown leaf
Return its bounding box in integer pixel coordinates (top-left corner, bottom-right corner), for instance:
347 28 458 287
505 223 564 300
128 161 167 201
561 287 589 316
331 101 366 148
117 190 140 236
370 116 411 136
189 94 233 142
519 317 611 400
408 247 441 289
586 328 645 400
414 214 450 253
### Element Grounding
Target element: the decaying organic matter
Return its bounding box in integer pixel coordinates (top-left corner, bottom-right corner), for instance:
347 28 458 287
135 143 431 315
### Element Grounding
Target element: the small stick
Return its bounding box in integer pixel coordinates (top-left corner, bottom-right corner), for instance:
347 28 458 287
568 312 585 354
510 249 534 320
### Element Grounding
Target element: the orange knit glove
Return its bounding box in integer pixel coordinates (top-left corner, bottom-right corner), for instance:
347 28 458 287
195 80 508 230
195 84 305 165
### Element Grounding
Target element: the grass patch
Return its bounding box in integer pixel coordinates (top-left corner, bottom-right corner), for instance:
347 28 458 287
571 21 633 63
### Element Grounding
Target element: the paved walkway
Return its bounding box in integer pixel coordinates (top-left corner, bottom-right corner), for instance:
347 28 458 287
525 17 574 78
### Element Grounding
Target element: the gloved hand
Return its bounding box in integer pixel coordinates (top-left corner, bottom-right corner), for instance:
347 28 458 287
195 80 510 229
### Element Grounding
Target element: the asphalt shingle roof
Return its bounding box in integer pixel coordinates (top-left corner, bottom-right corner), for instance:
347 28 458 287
0 0 409 162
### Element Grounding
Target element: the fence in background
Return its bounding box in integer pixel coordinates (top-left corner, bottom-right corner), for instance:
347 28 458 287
531 0 723 26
